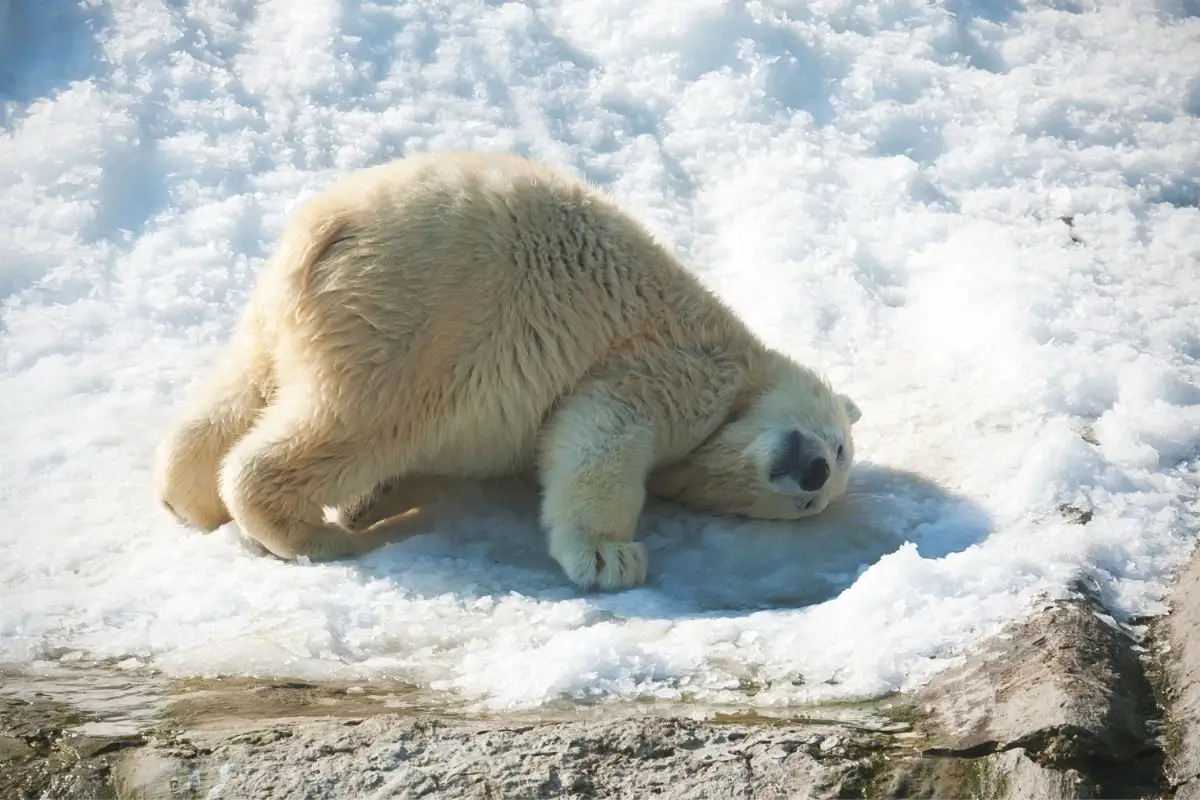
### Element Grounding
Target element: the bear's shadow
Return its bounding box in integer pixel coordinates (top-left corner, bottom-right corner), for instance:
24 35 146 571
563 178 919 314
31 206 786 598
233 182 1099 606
343 463 992 621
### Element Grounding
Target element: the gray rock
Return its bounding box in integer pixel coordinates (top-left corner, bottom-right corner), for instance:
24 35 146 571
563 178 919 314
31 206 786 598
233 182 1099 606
979 748 1094 800
877 747 1095 800
1161 547 1200 791
0 693 142 800
113 750 197 799
912 598 1157 767
118 716 882 799
1179 777 1200 800
0 733 36 762
877 592 1174 798
10 567 1196 799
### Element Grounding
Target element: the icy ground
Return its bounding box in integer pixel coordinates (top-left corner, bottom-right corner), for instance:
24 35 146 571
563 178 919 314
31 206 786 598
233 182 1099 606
2 0 1199 712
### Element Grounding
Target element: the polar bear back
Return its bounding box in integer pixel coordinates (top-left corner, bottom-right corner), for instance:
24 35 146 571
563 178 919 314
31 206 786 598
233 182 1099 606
255 151 751 478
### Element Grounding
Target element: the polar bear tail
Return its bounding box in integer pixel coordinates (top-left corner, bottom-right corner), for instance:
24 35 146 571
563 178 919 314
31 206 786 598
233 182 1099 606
270 201 354 309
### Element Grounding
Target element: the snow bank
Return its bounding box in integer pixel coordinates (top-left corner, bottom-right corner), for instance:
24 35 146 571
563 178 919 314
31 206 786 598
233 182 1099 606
1 0 1198 710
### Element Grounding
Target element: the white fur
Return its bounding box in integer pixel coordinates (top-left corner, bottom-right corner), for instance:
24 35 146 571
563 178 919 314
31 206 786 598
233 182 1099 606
153 151 862 591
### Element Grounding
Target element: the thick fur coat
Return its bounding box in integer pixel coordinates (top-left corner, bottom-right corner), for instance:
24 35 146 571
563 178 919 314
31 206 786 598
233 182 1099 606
154 151 861 590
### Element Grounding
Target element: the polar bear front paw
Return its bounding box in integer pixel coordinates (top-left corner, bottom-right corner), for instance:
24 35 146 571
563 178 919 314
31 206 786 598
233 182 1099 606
551 538 648 591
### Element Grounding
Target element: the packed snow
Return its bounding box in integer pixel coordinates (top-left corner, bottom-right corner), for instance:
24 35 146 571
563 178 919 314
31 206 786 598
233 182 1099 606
2 0 1199 712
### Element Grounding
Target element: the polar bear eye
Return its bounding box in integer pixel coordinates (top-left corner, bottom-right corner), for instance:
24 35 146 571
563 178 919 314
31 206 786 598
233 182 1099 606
836 445 845 462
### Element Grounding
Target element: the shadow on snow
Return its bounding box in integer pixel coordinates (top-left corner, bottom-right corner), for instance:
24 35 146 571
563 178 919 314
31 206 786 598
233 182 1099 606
308 461 994 623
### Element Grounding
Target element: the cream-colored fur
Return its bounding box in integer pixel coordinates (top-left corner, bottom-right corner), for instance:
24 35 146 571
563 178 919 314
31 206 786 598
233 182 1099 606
153 151 862 590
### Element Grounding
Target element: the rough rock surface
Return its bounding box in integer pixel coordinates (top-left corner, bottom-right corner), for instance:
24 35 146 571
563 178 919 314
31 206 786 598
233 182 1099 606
904 596 1164 796
1161 547 1200 797
8 553 1200 799
117 716 894 799
878 745 1099 799
0 694 144 800
99 591 1169 800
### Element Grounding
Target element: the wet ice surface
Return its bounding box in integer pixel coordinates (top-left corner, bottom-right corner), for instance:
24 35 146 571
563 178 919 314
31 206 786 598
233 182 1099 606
1 0 1199 711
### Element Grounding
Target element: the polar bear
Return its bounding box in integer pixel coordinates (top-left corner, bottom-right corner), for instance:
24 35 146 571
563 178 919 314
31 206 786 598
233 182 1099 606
153 151 862 591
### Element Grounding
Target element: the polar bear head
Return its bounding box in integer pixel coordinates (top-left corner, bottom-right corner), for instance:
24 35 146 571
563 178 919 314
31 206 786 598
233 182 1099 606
647 354 861 520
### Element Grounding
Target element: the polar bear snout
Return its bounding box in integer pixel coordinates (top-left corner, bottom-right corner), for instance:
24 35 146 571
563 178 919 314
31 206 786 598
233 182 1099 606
769 430 830 492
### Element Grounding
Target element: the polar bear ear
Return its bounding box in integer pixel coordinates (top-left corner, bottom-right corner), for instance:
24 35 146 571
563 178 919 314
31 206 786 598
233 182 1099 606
840 394 862 425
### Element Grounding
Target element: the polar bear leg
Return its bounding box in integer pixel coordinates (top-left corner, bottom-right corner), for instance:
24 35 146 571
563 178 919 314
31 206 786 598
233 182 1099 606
154 328 272 532
330 474 460 532
538 393 654 591
218 397 394 561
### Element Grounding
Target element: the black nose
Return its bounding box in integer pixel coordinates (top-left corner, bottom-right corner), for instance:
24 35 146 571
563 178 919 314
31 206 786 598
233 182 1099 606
799 457 829 491
769 432 831 491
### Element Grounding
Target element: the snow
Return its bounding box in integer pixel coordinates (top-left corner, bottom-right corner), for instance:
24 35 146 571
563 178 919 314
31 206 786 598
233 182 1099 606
2 0 1199 712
